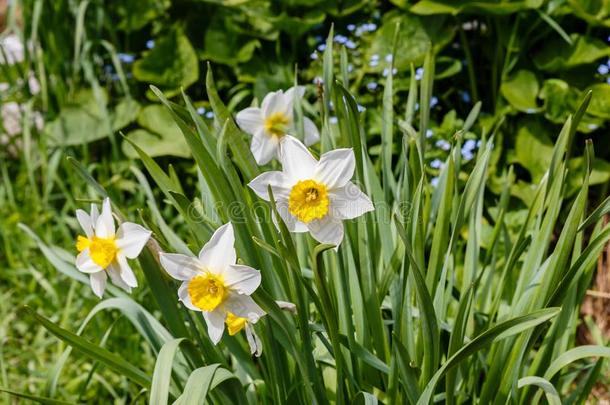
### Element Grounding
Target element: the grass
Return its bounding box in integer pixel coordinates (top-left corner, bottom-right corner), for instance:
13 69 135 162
2 38 610 403
1 2 610 403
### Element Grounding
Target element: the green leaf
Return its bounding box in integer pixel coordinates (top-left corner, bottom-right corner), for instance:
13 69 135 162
500 70 540 112
201 18 260 65
533 35 610 72
133 29 199 90
21 306 151 388
517 377 561 405
411 0 542 15
113 0 170 31
511 118 554 183
174 365 237 405
0 388 75 405
416 308 560 405
150 338 186 405
122 104 190 158
46 90 138 146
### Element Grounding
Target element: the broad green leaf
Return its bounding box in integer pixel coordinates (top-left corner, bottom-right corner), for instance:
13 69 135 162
113 0 170 31
533 35 610 72
500 70 540 112
201 18 260 65
122 104 190 158
133 29 199 89
46 90 138 146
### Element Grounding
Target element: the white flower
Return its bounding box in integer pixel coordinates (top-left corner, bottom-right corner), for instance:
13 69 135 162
0 34 24 65
235 86 320 165
248 136 374 247
75 198 152 298
159 223 265 346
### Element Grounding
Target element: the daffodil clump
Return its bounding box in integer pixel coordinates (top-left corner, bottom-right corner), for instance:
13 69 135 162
26 55 610 405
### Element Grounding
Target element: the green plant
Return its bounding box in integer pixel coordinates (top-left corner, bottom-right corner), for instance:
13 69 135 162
6 38 610 403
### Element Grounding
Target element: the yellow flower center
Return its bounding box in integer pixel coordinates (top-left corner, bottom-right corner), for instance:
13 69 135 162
225 312 248 336
76 235 118 269
288 179 329 223
264 112 290 137
188 272 227 312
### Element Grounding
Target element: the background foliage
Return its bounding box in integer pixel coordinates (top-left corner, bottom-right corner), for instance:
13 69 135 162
2 0 610 403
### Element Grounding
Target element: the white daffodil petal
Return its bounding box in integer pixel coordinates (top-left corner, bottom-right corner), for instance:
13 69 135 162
95 198 115 238
246 324 263 357
90 203 99 225
315 148 355 189
224 264 262 295
250 129 279 165
159 253 201 281
308 216 345 248
76 209 94 238
236 107 264 135
261 90 287 117
107 263 132 293
303 117 320 146
178 282 200 311
76 250 104 273
329 182 375 219
203 310 226 344
284 85 306 101
198 223 236 272
224 294 265 322
279 136 317 181
248 170 290 200
274 201 308 233
89 271 107 298
116 222 151 259
283 86 305 114
117 254 138 288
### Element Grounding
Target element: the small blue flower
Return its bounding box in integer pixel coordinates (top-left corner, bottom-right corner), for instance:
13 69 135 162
117 53 135 64
430 159 443 169
205 111 214 119
588 123 598 130
430 96 438 107
329 116 338 124
345 40 357 49
460 91 471 103
385 54 393 63
197 107 206 115
310 52 318 60
347 24 356 31
436 139 450 151
463 139 477 151
369 60 379 67
415 67 424 81
334 35 347 44
371 54 380 61
317 43 326 52
146 39 155 49
462 151 474 161
431 177 440 187
357 104 366 112
367 82 378 90
598 64 609 75
347 64 354 73
426 129 433 138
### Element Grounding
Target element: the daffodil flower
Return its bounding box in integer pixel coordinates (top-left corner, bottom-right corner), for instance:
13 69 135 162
75 198 152 298
236 86 320 165
159 223 265 345
225 312 263 356
248 136 374 247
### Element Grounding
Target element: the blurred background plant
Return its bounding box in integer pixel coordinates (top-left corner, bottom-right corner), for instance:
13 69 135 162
2 0 610 403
